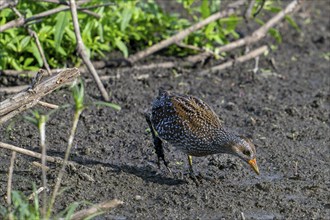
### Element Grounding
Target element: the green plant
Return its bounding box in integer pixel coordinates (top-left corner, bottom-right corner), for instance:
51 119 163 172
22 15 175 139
0 80 120 219
0 186 85 220
0 186 40 220
47 80 120 218
252 0 300 43
0 0 189 69
0 0 299 70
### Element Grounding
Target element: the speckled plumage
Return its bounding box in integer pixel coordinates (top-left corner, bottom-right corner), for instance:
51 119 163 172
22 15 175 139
146 90 260 176
151 90 230 156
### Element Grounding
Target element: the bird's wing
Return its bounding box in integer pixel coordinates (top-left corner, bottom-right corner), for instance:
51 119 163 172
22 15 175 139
170 94 222 131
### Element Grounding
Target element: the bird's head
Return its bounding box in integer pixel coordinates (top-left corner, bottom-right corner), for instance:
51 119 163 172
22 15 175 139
230 136 260 175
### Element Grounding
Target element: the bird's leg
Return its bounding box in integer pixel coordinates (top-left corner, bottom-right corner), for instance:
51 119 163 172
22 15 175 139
187 155 199 185
145 113 171 172
187 155 215 184
187 155 194 176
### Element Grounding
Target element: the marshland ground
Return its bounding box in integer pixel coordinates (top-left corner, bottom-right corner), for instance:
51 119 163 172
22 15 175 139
0 1 329 219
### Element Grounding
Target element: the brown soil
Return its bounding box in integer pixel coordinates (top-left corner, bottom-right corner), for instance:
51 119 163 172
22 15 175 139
0 1 329 219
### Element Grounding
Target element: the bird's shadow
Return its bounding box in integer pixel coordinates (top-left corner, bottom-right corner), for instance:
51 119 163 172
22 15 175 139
45 149 186 186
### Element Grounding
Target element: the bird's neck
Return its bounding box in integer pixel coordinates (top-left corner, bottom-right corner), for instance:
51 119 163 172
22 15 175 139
214 128 240 154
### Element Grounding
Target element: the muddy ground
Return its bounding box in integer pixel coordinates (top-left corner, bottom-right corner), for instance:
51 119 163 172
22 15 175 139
0 1 329 220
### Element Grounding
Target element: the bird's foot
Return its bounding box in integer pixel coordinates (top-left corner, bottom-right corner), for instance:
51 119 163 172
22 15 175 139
177 170 202 186
157 156 172 174
189 170 201 186
180 171 217 185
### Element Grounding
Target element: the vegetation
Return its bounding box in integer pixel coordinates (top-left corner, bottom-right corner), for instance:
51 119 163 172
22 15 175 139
0 0 300 218
0 0 297 70
0 81 120 219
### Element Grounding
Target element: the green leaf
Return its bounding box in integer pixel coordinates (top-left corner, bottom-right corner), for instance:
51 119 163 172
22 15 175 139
269 28 282 43
9 58 22 70
204 22 216 37
7 42 17 52
121 6 133 31
54 11 69 48
94 101 121 111
38 25 53 41
23 57 34 67
65 27 76 41
27 41 43 66
201 0 210 18
97 22 104 42
268 6 281 13
254 17 265 26
285 15 300 31
71 80 85 111
220 15 242 31
84 211 105 220
24 116 38 126
82 21 92 43
64 202 79 220
57 46 67 56
32 184 40 220
20 36 31 51
115 38 128 58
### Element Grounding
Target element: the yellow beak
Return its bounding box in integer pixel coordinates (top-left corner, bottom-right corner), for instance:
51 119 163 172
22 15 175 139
248 158 260 175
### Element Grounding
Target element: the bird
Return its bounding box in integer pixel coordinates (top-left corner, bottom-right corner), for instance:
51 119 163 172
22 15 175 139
145 89 260 180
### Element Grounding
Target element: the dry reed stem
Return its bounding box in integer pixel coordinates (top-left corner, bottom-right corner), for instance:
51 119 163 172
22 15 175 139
6 151 17 206
69 0 109 101
199 45 268 75
70 199 124 220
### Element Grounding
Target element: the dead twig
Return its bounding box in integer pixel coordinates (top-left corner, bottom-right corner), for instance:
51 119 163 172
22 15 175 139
127 0 244 64
294 161 299 176
69 0 109 101
0 85 29 94
241 212 246 220
199 45 268 75
0 141 77 166
0 60 174 78
37 101 59 109
0 2 112 32
38 0 90 4
253 56 260 74
0 100 38 125
28 187 47 201
175 42 205 52
70 199 124 220
0 0 18 10
27 29 52 75
244 0 256 19
32 161 50 171
0 68 80 125
186 0 301 64
34 0 101 18
0 61 107 77
0 5 67 32
0 61 179 91
7 151 17 205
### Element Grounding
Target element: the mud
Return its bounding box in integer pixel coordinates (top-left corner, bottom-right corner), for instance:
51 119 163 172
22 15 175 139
0 1 329 219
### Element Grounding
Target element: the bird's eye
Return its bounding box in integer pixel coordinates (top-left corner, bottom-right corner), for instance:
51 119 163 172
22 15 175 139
243 150 251 156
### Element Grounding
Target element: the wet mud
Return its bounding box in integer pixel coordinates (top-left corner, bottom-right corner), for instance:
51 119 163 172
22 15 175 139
0 1 329 219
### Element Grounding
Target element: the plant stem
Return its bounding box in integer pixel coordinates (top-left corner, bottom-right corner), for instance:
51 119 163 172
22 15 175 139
7 151 17 205
38 115 47 219
47 108 83 218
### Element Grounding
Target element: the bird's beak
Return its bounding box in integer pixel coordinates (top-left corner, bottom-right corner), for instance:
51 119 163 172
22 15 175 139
248 158 260 175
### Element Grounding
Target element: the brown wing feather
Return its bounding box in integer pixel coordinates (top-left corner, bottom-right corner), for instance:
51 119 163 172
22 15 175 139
170 94 222 135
